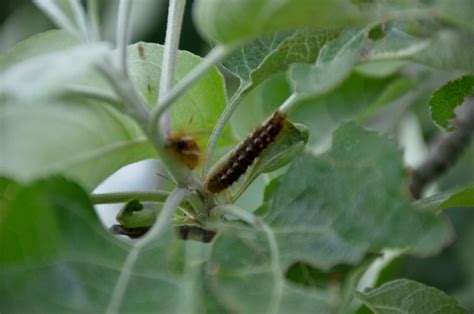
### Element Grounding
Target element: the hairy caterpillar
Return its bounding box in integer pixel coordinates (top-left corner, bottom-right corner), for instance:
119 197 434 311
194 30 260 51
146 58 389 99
205 111 286 193
167 134 201 170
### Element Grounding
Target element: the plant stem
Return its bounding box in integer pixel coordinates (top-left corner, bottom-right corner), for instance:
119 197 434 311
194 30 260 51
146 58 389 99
213 204 259 226
116 0 133 74
34 0 81 39
106 188 190 314
158 0 187 137
278 92 299 115
148 44 237 136
87 0 101 41
91 191 170 204
96 61 150 129
409 98 474 199
69 0 90 41
201 84 249 179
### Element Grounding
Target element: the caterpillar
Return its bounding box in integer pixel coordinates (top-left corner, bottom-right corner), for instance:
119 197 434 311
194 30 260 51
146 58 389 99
167 134 201 170
205 111 286 193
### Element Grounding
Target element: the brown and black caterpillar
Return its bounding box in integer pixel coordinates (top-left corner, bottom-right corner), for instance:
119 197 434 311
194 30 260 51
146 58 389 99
205 111 286 193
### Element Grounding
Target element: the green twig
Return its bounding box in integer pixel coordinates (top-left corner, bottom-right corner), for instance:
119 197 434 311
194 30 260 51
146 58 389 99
201 84 249 179
91 191 169 204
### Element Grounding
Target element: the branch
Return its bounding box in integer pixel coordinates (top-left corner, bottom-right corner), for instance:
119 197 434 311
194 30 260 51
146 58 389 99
87 0 101 41
106 188 190 314
91 191 169 204
158 0 187 137
278 93 299 115
34 0 81 39
69 0 90 41
409 98 474 199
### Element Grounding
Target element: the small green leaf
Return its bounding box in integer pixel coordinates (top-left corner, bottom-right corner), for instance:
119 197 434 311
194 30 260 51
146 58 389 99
429 75 474 131
266 123 452 269
355 279 467 314
116 199 157 229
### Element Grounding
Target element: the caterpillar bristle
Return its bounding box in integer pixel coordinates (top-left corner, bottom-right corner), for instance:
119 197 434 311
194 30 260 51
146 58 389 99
205 111 285 193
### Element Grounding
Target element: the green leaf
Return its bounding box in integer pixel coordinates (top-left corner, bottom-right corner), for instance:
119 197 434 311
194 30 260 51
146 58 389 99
289 23 428 100
193 0 364 44
224 29 337 93
265 123 452 269
0 42 108 101
0 33 230 190
355 279 467 313
414 29 474 72
0 176 205 312
0 30 79 71
434 0 474 32
416 186 474 210
429 75 474 131
207 223 331 313
0 98 155 191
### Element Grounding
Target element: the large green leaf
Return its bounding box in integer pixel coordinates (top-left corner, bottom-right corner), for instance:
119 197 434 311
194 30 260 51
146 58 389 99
0 30 79 71
289 23 428 100
265 123 452 270
414 29 474 72
0 176 207 312
0 98 154 191
223 29 336 93
355 279 467 313
193 0 364 44
207 223 331 313
429 75 474 131
0 32 230 191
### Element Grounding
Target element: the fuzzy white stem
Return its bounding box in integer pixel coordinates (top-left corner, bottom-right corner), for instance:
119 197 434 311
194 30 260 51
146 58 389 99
116 0 133 74
158 0 187 137
278 93 299 115
34 0 81 38
87 0 101 40
69 0 90 41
